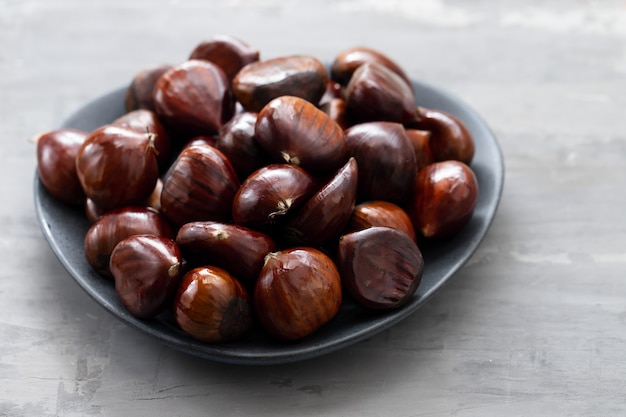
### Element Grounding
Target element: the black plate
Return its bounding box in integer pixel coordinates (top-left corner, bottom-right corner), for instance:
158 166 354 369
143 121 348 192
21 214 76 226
34 80 504 365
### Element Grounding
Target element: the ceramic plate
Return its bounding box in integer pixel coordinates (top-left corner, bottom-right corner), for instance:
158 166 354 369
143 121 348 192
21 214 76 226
34 79 504 365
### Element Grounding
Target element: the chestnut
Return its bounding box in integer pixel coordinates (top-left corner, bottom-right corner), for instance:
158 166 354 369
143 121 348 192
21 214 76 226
125 64 173 112
344 62 417 126
110 234 183 319
413 107 475 165
232 55 328 113
84 207 174 278
35 128 88 205
254 247 342 340
112 109 174 170
189 34 260 82
344 121 417 204
347 200 417 243
153 60 234 137
330 46 413 90
174 266 252 343
175 221 276 286
255 95 347 174
320 97 351 130
337 226 424 310
75 125 159 212
231 164 317 231
160 144 240 228
405 128 434 171
408 160 479 239
215 112 270 180
284 157 358 246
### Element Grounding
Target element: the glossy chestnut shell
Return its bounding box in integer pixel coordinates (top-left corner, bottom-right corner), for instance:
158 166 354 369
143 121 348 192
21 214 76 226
83 207 174 278
255 95 347 174
75 125 159 212
35 128 88 205
337 226 424 310
174 266 252 343
160 144 240 227
125 64 173 112
405 128 434 172
216 112 269 180
254 247 342 341
176 221 276 286
284 157 358 246
344 121 417 204
153 60 234 137
413 107 475 165
189 34 260 82
330 46 412 90
347 200 417 243
232 55 328 112
110 234 183 319
232 164 317 231
408 160 479 239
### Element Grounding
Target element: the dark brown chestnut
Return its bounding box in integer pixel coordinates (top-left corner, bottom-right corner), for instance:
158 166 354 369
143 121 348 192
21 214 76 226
413 107 475 165
337 226 423 310
125 64 173 112
216 112 270 180
174 266 252 343
112 109 173 170
232 55 328 113
344 121 417 204
189 34 259 82
35 128 88 205
408 160 479 239
405 128 434 171
320 97 351 130
153 60 234 137
255 95 347 174
176 221 276 286
254 247 342 340
110 234 183 319
232 164 317 231
330 46 412 90
284 157 358 246
76 125 159 212
84 207 174 278
345 62 417 125
160 144 240 227
347 200 417 243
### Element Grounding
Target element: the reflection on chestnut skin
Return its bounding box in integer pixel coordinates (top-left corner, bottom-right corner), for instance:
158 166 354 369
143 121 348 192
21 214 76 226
254 247 342 341
413 107 475 165
408 160 479 239
174 266 252 344
189 34 260 82
347 200 417 243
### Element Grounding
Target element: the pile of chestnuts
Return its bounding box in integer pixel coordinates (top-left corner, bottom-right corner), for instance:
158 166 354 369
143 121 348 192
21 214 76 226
35 35 479 343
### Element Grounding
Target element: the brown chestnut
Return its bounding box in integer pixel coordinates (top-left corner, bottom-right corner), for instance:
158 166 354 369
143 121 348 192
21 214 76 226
35 128 88 205
345 62 417 125
413 107 475 165
231 164 317 231
408 160 479 239
232 55 328 112
344 121 417 204
153 60 234 137
76 125 159 212
110 234 183 319
254 247 342 340
347 200 417 243
125 64 173 112
189 34 259 82
330 46 413 90
216 112 270 180
284 157 358 246
84 207 174 278
320 97 351 130
255 95 347 174
160 144 240 228
405 128 434 171
176 221 276 286
337 226 423 310
112 109 173 170
174 266 252 343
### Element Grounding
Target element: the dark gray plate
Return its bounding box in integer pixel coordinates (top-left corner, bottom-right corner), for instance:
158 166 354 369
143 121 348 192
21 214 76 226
34 80 504 365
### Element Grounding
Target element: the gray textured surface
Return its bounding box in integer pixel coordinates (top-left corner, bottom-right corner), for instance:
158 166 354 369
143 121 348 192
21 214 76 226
2 0 626 415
